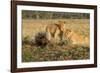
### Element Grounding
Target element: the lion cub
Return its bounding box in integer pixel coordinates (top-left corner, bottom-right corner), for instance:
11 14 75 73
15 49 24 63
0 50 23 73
64 29 90 46
45 21 66 43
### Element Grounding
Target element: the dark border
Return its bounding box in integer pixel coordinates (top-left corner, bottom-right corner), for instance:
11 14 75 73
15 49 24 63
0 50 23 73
11 1 97 73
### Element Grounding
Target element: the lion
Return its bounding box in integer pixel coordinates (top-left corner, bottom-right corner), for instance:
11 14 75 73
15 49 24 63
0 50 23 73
64 29 90 46
45 21 66 43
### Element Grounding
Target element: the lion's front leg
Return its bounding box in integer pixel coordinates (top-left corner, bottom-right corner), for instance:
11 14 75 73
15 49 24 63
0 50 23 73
54 29 61 43
46 32 51 41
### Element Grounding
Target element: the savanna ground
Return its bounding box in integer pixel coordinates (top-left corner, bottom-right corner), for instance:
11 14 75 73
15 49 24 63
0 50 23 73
22 19 90 62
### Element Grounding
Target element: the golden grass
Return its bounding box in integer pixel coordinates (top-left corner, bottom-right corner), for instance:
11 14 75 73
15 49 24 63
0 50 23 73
22 19 90 38
22 19 90 62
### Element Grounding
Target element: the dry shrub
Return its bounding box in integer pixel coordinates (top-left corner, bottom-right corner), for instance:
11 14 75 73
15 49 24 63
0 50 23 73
22 36 31 44
35 32 49 47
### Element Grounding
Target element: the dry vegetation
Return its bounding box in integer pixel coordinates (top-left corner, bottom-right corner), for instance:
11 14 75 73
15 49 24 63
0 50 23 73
22 19 90 62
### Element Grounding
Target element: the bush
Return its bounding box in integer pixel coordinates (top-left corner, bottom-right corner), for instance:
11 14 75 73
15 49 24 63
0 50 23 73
35 32 49 47
22 36 31 44
58 39 72 46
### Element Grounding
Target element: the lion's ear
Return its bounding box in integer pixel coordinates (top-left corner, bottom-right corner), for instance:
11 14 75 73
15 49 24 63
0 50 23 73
66 29 71 32
63 21 66 24
69 29 71 32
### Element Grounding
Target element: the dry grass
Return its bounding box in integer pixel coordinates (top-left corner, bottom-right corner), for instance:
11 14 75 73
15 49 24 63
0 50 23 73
22 19 90 62
22 19 89 38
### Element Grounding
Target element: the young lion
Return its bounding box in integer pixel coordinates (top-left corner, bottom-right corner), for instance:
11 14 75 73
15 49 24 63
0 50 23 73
46 21 66 42
64 29 90 46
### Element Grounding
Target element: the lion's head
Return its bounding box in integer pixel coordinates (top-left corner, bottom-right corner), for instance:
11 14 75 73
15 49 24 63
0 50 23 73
64 29 73 39
57 21 66 32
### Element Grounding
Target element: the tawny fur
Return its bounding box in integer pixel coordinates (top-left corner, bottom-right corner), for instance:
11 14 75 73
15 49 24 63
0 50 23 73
64 29 89 46
45 21 66 42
